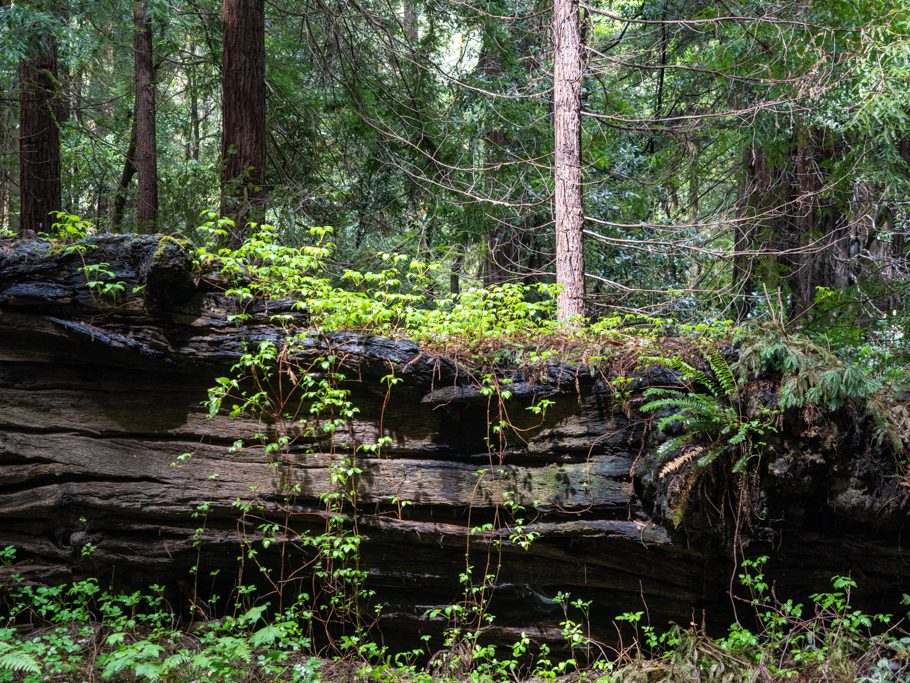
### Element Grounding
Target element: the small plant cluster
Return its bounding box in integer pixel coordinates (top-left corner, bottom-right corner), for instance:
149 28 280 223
637 346 780 526
3 545 909 682
0 545 320 682
737 324 910 453
610 557 910 682
642 347 778 476
194 218 565 350
44 213 130 302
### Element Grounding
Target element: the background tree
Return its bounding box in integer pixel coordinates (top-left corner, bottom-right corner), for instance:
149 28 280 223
18 8 61 234
553 0 585 322
220 0 265 232
133 0 157 232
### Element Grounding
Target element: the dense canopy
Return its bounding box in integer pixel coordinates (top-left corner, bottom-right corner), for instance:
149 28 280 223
2 0 910 334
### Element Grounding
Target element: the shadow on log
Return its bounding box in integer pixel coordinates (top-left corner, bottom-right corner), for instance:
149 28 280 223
0 234 908 646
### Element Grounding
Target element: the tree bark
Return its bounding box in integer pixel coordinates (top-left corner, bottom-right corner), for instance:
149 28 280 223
0 0 13 233
187 45 201 163
220 0 266 233
111 118 137 231
134 0 158 232
0 87 13 235
19 30 61 234
553 0 585 324
402 0 418 44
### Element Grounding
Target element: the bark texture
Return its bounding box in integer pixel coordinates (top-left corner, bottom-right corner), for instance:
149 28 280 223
553 0 585 324
220 0 266 230
0 0 15 234
134 0 158 232
0 235 908 645
19 32 61 234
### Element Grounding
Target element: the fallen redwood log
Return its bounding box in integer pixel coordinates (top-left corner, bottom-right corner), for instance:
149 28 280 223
0 234 908 645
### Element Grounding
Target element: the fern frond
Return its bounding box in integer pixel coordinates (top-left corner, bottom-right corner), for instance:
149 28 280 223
694 447 725 470
642 394 719 414
707 349 737 398
660 446 702 478
656 434 693 459
670 470 700 527
0 646 41 675
732 451 757 474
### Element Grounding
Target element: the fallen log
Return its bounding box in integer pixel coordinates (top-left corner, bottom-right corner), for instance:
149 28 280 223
0 234 907 646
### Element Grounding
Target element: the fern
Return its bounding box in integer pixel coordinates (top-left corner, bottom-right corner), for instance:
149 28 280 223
707 349 737 398
0 642 41 675
642 355 718 396
641 345 778 526
695 447 725 470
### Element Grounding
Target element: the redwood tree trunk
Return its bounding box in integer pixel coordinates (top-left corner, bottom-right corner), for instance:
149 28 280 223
220 0 266 232
134 0 158 232
19 32 61 234
553 0 585 324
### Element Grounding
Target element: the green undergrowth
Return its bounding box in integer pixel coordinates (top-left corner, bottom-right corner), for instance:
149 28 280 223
194 220 910 478
193 218 726 367
194 220 910 400
2 548 909 682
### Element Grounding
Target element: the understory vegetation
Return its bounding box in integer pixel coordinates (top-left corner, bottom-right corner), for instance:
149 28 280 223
2 546 910 681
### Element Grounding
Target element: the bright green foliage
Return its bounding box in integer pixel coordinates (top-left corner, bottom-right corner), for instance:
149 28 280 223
0 641 40 677
641 348 778 477
197 221 564 347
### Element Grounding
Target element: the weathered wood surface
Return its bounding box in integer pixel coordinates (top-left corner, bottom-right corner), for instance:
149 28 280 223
0 234 908 643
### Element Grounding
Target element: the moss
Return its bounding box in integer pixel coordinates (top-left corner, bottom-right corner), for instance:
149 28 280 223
151 235 190 266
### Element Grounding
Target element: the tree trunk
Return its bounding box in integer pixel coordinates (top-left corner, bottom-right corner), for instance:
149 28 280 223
553 0 585 324
739 133 849 321
402 0 418 44
0 0 13 233
483 228 522 286
220 0 266 234
450 248 463 295
19 30 61 234
187 46 201 163
0 88 12 235
111 118 137 231
134 0 158 232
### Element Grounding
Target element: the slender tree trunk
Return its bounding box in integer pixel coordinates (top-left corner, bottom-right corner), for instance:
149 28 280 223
553 0 585 323
0 0 13 233
403 0 418 44
134 0 157 232
450 248 463 295
0 92 11 234
112 118 137 231
19 31 61 234
220 0 266 233
188 46 201 163
483 229 521 286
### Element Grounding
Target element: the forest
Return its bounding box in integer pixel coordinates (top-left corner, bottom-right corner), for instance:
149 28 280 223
2 0 910 681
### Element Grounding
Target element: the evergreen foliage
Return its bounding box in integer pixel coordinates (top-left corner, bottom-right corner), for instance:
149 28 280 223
4 0 910 678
